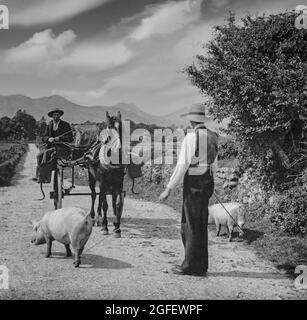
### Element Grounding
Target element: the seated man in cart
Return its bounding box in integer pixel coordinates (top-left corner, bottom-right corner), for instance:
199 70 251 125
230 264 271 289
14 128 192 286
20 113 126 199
33 108 74 183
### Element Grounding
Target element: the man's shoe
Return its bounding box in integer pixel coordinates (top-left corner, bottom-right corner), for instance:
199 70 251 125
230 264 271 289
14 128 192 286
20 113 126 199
171 265 186 275
171 265 207 277
192 270 207 277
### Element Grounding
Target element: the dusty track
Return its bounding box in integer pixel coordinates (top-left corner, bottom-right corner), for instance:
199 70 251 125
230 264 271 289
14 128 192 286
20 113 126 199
0 144 305 299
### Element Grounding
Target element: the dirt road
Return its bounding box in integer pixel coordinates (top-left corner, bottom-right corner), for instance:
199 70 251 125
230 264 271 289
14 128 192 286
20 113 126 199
0 144 304 299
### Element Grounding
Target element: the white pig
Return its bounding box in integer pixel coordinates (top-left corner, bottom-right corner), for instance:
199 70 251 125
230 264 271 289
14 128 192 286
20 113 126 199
31 207 92 267
208 202 245 241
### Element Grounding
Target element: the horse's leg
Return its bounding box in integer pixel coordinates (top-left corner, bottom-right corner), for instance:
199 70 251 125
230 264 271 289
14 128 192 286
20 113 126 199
99 191 109 235
112 192 124 238
89 171 97 226
65 244 72 257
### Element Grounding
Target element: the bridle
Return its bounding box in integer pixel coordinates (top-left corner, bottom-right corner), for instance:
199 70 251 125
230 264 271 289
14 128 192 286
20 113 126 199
99 116 123 170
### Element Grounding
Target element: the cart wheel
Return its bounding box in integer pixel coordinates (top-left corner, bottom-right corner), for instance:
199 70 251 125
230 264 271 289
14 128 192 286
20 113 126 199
53 168 63 209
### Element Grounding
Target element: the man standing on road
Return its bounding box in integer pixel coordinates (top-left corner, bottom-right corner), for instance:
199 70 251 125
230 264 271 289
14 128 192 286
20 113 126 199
159 104 218 276
33 108 73 182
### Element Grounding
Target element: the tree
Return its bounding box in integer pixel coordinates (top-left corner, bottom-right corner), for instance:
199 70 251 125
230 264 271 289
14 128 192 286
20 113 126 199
0 117 12 140
0 110 38 140
37 116 47 136
12 109 37 140
185 11 307 189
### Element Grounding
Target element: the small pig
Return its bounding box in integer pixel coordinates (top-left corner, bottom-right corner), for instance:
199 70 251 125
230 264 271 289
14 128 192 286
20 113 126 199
31 207 93 267
208 202 245 241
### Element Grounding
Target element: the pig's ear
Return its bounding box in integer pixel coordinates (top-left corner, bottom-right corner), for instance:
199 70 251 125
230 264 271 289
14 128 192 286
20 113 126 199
31 221 39 230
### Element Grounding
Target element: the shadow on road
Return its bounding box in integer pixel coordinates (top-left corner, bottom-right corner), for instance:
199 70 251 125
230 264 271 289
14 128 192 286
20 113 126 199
123 217 180 240
277 263 296 278
47 252 133 269
243 228 264 244
208 271 288 280
83 254 133 269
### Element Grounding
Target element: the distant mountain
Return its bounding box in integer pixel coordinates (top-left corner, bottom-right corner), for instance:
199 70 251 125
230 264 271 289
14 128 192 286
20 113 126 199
0 95 170 126
0 95 228 132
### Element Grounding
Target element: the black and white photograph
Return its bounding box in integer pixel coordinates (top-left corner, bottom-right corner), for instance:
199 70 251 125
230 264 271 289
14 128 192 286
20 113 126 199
0 0 306 305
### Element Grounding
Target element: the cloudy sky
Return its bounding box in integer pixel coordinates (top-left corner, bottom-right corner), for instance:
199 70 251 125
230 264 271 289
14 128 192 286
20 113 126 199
0 0 299 115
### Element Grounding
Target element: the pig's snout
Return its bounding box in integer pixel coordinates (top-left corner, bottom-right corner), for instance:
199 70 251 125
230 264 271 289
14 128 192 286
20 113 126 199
31 234 45 245
31 235 36 244
31 237 39 245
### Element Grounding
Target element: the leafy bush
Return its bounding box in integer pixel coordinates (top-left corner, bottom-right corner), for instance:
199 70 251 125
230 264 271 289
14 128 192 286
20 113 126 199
142 163 175 186
269 186 307 235
218 138 238 160
0 144 27 164
185 11 307 190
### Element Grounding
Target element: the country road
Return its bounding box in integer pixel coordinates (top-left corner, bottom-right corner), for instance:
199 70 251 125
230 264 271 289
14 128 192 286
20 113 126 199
0 144 304 299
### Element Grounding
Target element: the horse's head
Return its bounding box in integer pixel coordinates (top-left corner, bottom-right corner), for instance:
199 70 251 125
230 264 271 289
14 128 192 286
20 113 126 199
106 111 122 134
98 112 123 167
103 111 123 147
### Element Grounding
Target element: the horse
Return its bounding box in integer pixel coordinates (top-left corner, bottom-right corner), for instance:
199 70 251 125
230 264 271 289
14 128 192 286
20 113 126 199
73 113 145 237
85 111 127 238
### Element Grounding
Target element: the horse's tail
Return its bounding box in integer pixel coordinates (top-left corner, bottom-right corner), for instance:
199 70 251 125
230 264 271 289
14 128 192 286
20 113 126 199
38 182 45 201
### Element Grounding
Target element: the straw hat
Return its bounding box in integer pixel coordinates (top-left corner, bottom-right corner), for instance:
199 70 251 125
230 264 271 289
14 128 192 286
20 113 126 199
180 104 210 122
48 108 64 118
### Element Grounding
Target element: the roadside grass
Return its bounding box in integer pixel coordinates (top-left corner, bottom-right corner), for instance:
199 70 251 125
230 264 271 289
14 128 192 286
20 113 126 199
0 142 15 152
0 142 29 186
126 176 182 212
0 142 25 162
245 218 307 277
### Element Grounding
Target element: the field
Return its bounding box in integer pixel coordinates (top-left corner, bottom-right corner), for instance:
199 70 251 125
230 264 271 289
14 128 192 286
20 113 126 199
0 141 28 186
0 142 15 151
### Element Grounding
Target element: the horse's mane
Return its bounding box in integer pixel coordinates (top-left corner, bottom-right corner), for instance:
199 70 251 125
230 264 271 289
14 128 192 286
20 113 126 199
74 124 101 147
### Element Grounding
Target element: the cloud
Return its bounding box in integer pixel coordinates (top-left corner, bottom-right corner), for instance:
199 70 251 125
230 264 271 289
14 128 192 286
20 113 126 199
0 29 133 76
49 2 216 110
61 42 133 72
0 29 77 75
130 0 203 40
11 0 112 26
210 0 230 8
0 0 215 113
50 36 203 110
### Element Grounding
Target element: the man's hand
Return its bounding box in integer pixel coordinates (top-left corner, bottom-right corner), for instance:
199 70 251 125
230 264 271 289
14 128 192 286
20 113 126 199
159 187 171 202
48 137 55 143
54 137 60 142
